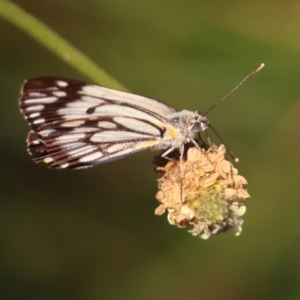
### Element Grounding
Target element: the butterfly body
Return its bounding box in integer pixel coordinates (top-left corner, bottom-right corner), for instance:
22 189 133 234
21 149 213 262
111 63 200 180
19 77 209 169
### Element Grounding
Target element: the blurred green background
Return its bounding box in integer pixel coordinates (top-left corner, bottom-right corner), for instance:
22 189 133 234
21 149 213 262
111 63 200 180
1 0 300 299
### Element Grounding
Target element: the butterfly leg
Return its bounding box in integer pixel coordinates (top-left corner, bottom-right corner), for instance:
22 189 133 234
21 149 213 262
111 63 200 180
205 129 212 146
161 147 176 160
179 144 185 202
162 145 185 202
191 138 201 148
196 132 207 147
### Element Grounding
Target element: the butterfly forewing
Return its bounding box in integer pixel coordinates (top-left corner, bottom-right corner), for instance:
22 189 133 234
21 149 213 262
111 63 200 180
19 77 178 169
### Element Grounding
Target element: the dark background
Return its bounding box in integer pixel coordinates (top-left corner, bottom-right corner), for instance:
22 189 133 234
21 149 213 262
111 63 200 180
1 0 300 299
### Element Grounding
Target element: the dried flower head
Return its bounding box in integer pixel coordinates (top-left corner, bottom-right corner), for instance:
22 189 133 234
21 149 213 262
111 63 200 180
155 144 250 239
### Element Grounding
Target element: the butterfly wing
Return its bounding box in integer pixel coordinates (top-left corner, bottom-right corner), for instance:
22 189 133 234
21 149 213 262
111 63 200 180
19 77 178 169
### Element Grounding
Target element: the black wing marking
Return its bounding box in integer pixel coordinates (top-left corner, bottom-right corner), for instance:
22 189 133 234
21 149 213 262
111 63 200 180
19 77 176 169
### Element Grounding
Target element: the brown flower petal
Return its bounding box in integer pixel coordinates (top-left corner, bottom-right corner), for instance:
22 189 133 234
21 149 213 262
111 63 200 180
155 144 250 239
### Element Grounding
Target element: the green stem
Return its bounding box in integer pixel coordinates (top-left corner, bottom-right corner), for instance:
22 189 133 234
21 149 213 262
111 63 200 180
0 0 128 91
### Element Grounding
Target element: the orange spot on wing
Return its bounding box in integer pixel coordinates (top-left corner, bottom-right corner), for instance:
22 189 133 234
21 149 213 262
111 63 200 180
166 126 177 139
138 140 159 148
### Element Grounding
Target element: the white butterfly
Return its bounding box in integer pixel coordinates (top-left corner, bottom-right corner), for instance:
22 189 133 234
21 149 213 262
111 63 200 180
19 77 209 169
19 64 264 169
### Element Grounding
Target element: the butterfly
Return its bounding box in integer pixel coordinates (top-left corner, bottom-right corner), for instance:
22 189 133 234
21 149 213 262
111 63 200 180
19 77 210 169
19 64 264 170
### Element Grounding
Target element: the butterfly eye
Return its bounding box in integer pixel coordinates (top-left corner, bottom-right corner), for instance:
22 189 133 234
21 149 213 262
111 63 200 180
171 116 179 123
191 122 201 132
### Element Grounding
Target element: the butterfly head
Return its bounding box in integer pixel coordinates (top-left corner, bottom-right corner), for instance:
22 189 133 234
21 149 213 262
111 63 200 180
189 112 209 133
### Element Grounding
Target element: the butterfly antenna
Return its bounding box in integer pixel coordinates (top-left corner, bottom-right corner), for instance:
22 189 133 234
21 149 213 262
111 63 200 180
204 63 265 116
208 125 239 162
